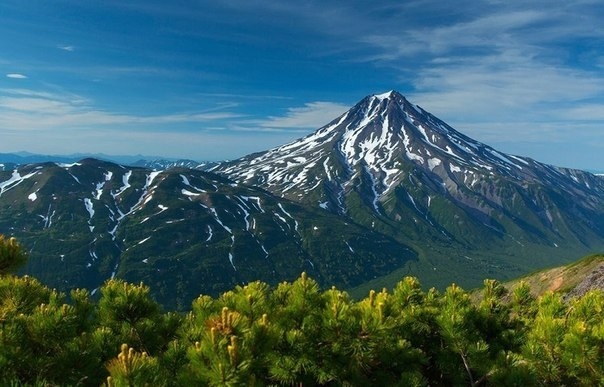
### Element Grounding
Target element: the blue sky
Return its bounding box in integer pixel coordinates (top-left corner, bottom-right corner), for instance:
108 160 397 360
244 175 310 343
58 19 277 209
1 1 603 170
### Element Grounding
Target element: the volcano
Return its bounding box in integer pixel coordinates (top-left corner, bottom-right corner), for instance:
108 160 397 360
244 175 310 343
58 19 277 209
214 90 604 286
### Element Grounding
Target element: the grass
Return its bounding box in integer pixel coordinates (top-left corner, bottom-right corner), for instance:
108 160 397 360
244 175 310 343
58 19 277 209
501 253 604 297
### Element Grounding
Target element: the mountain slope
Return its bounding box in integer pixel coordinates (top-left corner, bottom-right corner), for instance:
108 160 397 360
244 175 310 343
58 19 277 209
0 158 415 308
501 254 604 298
213 91 604 288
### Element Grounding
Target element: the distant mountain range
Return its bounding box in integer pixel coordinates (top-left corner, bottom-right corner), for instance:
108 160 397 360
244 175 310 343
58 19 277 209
0 151 212 171
2 90 604 308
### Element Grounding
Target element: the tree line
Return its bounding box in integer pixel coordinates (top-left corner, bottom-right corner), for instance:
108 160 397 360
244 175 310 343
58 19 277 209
1 235 603 386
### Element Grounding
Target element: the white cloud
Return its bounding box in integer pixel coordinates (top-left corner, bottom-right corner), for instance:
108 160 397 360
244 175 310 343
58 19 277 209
340 4 604 149
401 45 604 145
555 104 604 121
6 73 27 79
454 120 597 144
410 56 604 113
0 88 241 130
57 45 75 52
257 101 349 130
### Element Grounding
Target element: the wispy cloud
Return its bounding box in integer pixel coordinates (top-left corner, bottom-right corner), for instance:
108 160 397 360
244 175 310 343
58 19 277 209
253 101 349 131
206 100 351 144
0 88 241 131
359 10 550 59
6 73 27 79
57 45 75 52
405 65 604 148
409 52 604 116
559 104 604 121
313 2 604 149
194 92 293 101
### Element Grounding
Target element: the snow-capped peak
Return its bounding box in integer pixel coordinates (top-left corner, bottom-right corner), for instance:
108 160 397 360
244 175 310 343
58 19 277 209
213 90 594 215
374 90 396 101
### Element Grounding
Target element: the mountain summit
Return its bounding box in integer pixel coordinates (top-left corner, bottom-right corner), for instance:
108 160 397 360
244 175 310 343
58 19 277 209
214 90 604 286
217 90 447 211
215 90 604 213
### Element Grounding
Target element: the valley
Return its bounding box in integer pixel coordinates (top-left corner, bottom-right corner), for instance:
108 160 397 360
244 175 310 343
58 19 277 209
1 91 604 309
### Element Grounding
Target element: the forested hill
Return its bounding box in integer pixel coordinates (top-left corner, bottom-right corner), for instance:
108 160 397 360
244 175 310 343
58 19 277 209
1 237 603 386
0 159 416 309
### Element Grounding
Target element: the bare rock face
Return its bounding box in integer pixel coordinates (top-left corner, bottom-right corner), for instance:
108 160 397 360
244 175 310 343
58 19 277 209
565 263 604 300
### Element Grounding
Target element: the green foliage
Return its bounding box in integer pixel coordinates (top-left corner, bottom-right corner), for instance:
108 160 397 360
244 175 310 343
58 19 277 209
1 238 603 386
523 290 604 385
0 275 104 385
0 234 27 275
105 344 161 387
97 279 180 357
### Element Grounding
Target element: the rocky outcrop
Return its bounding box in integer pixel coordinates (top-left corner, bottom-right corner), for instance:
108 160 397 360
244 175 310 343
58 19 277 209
565 263 604 299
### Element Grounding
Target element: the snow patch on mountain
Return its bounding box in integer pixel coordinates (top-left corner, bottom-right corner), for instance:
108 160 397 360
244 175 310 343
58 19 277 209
84 198 94 219
94 171 113 200
206 206 232 234
138 236 151 245
240 196 264 213
182 189 200 197
205 225 213 242
38 204 55 228
56 162 81 168
181 174 206 193
234 200 251 231
112 170 132 197
428 158 442 170
0 169 38 196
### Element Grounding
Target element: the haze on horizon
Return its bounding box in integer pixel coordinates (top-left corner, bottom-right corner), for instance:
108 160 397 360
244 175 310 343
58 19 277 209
1 1 603 171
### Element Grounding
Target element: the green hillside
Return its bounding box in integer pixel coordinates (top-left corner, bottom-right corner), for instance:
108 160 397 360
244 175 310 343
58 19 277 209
502 253 604 297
